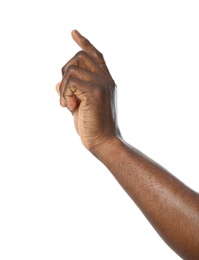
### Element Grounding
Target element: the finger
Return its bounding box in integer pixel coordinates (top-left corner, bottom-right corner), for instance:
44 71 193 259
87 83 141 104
61 50 105 78
55 82 61 94
61 77 86 112
71 30 111 75
60 65 100 108
62 89 79 112
61 65 99 90
55 82 67 107
61 77 99 113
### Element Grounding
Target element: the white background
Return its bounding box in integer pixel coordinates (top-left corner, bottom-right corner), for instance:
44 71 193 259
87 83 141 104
0 1 198 259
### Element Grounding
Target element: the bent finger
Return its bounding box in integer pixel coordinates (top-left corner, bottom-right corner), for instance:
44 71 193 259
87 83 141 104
55 82 67 107
61 50 105 77
61 77 97 113
61 65 99 92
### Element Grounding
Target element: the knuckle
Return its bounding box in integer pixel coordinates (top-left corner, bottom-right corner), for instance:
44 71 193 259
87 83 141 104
61 65 66 76
93 50 103 61
62 64 77 79
64 77 76 93
67 64 76 74
111 79 116 89
75 50 87 59
93 85 106 99
97 50 103 59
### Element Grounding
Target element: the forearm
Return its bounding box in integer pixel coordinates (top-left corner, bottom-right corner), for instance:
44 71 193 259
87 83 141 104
92 137 199 259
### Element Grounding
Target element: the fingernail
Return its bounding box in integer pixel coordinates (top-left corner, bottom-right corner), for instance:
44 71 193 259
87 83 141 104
74 29 81 37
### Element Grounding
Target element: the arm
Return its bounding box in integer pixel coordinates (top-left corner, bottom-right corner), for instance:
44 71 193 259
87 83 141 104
94 138 199 260
56 30 199 259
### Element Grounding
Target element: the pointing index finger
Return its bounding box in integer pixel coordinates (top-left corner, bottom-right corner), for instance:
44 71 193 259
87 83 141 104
71 30 110 75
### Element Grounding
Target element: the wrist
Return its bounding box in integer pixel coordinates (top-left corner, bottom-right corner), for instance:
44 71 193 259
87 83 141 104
90 135 124 163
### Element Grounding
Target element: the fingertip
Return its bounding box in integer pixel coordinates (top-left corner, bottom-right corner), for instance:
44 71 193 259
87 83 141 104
71 29 82 43
62 95 79 112
71 29 81 37
60 97 67 107
55 82 61 94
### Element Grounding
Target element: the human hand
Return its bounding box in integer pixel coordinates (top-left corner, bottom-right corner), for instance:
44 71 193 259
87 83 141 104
56 30 121 152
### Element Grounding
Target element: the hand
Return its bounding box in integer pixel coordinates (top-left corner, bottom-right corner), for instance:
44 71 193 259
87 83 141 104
56 30 121 152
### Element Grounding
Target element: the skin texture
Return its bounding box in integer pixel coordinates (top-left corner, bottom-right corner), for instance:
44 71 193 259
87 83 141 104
56 30 199 259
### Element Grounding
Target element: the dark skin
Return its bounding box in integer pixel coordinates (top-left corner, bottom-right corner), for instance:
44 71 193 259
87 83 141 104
56 30 199 259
